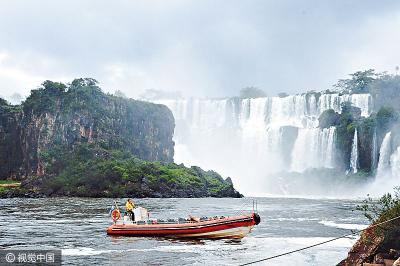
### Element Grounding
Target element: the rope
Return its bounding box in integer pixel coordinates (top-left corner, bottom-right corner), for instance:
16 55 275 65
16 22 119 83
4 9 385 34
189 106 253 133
239 214 400 266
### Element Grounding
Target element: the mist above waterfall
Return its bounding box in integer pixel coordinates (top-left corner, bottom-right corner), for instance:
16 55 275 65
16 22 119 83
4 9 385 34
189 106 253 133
156 93 372 196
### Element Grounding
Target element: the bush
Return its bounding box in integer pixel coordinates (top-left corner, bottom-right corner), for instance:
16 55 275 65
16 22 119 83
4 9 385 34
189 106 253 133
39 144 238 197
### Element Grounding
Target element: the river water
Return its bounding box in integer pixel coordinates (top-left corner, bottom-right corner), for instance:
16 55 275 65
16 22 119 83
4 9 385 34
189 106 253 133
0 197 368 265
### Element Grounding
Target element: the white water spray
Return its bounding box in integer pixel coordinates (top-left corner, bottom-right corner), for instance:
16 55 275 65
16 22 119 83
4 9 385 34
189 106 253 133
350 129 359 174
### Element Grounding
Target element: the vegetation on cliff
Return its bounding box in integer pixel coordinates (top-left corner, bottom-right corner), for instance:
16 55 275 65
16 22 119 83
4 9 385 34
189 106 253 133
30 144 240 198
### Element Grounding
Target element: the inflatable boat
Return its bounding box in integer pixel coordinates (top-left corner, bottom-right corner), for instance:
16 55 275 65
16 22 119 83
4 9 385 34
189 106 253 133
107 207 260 239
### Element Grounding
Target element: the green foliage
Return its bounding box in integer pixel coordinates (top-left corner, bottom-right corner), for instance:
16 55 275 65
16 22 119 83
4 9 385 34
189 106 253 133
239 87 266 98
357 116 377 172
40 144 238 198
376 106 399 132
370 74 400 111
0 98 9 106
0 180 21 185
335 102 356 168
23 80 66 116
334 69 376 93
0 98 22 113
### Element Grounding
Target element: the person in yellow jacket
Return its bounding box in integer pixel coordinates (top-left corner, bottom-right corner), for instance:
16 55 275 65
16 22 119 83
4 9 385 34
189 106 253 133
125 198 135 221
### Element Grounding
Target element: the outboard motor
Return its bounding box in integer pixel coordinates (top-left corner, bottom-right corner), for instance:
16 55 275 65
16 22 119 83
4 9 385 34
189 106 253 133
253 213 261 225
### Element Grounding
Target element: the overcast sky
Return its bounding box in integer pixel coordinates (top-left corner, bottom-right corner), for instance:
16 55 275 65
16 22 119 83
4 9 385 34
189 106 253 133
0 0 400 99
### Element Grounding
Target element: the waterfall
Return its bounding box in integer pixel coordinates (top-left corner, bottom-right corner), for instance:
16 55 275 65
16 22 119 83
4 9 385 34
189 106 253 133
350 129 359 174
291 127 336 172
390 146 400 178
376 132 392 177
154 93 372 193
318 93 372 117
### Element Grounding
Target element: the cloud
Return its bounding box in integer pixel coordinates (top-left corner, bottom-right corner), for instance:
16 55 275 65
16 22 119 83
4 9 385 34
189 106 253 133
0 0 399 98
346 12 400 73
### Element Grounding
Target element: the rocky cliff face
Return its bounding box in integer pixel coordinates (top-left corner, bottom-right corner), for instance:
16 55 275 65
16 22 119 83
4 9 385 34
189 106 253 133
338 225 400 266
0 78 175 180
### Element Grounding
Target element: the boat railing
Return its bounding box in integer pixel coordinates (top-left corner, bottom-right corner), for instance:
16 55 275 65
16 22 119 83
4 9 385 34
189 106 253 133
120 215 230 225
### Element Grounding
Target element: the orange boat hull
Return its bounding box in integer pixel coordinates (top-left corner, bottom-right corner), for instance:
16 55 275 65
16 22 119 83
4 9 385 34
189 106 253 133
107 213 260 239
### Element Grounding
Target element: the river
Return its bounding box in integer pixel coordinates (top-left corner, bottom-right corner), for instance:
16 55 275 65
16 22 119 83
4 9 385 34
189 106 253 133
0 197 368 265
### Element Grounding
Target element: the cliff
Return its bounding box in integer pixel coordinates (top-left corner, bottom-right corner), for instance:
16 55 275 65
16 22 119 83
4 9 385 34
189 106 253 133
0 78 174 180
338 223 400 266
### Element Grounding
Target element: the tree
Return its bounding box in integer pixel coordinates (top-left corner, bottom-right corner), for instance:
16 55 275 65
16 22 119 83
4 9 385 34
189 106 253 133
376 106 399 131
334 69 376 94
239 87 266 98
42 80 66 96
369 74 400 111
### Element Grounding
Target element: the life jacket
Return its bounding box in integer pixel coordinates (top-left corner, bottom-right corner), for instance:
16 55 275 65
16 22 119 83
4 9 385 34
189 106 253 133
125 201 134 211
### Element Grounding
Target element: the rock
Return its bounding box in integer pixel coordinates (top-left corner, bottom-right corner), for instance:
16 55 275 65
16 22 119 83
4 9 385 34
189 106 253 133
338 227 385 266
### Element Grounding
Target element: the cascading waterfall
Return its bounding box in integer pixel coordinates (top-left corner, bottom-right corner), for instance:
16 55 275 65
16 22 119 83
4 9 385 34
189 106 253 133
390 146 400 178
350 129 359 174
154 93 372 194
376 132 392 178
291 127 336 172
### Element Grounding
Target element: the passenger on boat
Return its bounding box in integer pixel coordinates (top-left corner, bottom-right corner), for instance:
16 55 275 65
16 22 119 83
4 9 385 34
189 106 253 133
125 198 135 221
188 215 200 222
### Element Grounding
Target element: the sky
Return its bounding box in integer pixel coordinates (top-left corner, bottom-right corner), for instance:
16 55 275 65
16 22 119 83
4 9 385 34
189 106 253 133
0 0 400 100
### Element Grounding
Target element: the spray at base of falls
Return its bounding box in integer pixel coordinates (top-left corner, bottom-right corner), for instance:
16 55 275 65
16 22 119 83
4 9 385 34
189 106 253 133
155 93 372 195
